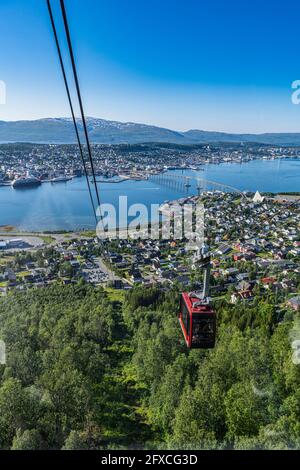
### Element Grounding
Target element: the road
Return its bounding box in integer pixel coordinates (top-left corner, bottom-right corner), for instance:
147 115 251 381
96 257 118 282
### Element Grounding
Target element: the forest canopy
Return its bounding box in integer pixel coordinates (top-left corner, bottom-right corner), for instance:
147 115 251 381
0 282 299 450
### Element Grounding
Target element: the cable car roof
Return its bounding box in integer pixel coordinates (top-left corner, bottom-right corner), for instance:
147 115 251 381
182 292 214 315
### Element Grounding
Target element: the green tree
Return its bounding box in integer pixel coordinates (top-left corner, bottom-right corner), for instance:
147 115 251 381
0 378 35 448
11 429 44 450
224 381 267 439
62 430 88 450
170 384 217 449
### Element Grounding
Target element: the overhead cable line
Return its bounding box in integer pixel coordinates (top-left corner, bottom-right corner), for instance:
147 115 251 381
46 0 98 224
59 0 102 211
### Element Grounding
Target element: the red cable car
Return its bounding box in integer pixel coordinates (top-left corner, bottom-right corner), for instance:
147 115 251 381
179 292 216 348
178 244 216 349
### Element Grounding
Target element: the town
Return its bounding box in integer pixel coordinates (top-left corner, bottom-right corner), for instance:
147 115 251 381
1 191 299 313
1 141 300 184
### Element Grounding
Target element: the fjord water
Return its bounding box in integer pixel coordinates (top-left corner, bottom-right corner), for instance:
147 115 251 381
0 158 299 231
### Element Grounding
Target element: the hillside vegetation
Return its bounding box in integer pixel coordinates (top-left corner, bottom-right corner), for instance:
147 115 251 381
0 283 299 449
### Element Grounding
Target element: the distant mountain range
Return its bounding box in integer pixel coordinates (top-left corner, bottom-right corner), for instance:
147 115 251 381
1 117 300 145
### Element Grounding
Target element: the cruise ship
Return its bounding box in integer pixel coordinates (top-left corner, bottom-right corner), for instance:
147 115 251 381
12 173 41 188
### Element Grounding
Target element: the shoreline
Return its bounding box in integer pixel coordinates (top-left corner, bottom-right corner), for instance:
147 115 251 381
1 155 300 189
1 191 300 237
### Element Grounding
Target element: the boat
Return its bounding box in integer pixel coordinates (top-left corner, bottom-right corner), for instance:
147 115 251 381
12 173 41 188
50 175 72 183
0 182 11 186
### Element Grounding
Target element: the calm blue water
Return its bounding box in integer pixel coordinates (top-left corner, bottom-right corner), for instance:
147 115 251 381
0 158 299 231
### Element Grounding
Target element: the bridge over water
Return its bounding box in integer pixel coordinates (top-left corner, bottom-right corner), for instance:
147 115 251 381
150 172 246 197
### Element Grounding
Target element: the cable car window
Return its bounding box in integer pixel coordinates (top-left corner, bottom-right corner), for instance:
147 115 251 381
181 298 190 336
192 316 214 346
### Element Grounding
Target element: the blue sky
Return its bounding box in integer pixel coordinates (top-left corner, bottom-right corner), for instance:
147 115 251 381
1 0 300 132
